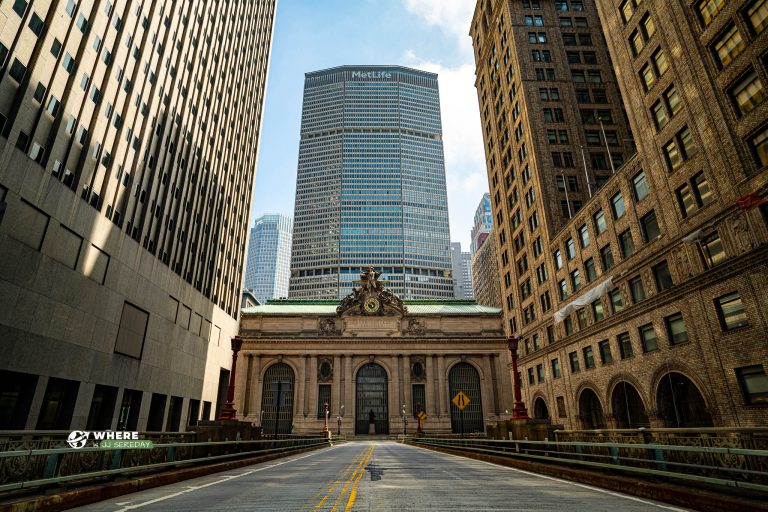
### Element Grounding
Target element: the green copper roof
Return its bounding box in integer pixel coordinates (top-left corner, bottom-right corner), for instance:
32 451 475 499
241 300 501 316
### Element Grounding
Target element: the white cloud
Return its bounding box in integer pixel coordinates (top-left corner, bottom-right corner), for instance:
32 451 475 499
403 0 475 47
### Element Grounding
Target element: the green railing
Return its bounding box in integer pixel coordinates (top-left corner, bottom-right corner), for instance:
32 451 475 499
0 437 329 493
405 436 768 493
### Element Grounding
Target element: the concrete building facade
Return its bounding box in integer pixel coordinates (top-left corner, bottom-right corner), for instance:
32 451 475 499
0 0 276 431
451 242 474 299
244 213 292 304
288 66 454 301
471 0 768 429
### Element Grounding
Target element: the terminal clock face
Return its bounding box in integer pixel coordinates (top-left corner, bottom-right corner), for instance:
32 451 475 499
364 297 381 314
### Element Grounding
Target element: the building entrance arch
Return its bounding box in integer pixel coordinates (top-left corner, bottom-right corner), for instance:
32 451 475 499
356 363 389 434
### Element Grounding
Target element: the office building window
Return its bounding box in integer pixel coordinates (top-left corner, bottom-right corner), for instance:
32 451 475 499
632 171 649 201
749 125 768 166
629 276 646 303
746 0 768 34
599 339 613 364
610 288 623 313
551 358 562 379
700 232 726 267
611 191 625 219
641 210 661 242
569 351 580 373
729 69 765 116
594 209 607 234
618 332 634 359
716 292 749 330
600 244 614 270
639 323 658 352
735 365 768 405
712 24 745 68
665 312 689 344
619 230 634 258
653 260 674 291
697 0 726 26
585 258 597 282
592 299 604 321
583 346 596 369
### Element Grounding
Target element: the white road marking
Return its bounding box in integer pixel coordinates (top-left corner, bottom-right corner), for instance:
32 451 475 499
411 444 687 512
110 445 336 511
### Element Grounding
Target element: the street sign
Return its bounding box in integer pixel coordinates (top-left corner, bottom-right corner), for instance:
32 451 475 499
418 411 426 421
452 391 470 410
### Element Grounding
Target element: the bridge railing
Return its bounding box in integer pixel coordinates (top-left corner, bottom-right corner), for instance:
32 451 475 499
0 436 328 493
405 436 768 493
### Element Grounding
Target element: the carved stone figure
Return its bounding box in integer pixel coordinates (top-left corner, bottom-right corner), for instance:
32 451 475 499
318 318 338 336
336 267 407 316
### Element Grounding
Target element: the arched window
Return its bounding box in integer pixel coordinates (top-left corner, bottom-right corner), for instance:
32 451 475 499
579 388 606 429
449 363 484 434
656 372 713 428
356 363 388 434
260 363 294 435
611 382 649 428
533 397 549 420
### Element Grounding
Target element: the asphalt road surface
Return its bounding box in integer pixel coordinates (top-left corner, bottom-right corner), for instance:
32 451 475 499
72 441 691 511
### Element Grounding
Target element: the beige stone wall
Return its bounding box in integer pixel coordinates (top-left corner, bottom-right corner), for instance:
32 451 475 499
236 312 515 435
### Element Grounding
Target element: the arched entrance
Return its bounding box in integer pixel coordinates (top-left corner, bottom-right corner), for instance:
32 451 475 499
579 388 606 429
656 372 713 428
611 382 649 428
449 363 484 434
356 363 389 434
533 397 549 420
260 363 294 435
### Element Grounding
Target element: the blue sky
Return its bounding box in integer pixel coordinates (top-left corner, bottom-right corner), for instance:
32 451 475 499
252 0 487 249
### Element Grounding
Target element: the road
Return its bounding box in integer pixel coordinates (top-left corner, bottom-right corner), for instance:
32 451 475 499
72 441 690 511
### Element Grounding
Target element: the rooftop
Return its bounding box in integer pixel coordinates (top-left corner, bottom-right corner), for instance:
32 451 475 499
241 299 501 316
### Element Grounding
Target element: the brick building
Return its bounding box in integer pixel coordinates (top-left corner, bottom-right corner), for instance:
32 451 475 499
471 0 767 429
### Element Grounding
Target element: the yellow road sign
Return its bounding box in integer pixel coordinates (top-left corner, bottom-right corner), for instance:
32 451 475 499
452 391 470 410
418 411 427 421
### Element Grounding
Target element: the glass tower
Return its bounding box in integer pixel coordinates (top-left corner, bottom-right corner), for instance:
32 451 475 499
289 66 453 299
244 214 293 304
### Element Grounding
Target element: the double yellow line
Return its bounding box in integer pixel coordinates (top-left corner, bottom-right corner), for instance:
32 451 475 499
310 443 375 512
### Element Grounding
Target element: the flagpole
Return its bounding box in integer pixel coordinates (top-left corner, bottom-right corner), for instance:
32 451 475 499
562 172 572 218
600 119 616 174
578 144 593 198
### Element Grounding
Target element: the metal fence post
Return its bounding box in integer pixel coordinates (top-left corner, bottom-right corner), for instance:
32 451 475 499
43 453 60 478
654 447 667 471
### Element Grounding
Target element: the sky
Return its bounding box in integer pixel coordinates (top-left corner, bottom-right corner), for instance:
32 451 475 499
251 0 487 250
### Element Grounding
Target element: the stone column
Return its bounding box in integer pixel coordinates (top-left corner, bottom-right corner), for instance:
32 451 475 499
70 382 95 430
425 355 436 416
333 355 342 415
391 355 400 432
345 355 353 420
297 355 306 417
308 356 318 420
249 355 262 421
481 355 494 422
403 355 412 416
438 355 448 417
485 354 500 416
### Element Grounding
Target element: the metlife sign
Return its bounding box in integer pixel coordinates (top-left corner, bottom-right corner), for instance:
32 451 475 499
351 70 393 79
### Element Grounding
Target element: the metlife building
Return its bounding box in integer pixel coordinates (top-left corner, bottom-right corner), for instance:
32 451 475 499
289 66 453 299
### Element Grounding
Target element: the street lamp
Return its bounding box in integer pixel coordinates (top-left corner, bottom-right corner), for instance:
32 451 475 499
507 335 530 419
218 336 244 420
323 401 329 435
336 404 344 436
401 404 407 435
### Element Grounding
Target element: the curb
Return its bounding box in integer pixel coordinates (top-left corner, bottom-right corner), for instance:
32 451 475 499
1 444 328 512
406 442 768 512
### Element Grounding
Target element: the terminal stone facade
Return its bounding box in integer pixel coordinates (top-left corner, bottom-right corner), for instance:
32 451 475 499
236 268 514 435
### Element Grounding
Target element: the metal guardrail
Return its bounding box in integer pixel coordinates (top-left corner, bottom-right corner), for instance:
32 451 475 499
0 437 329 493
405 437 768 493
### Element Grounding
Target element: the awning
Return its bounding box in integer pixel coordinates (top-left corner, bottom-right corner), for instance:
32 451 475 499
553 276 614 324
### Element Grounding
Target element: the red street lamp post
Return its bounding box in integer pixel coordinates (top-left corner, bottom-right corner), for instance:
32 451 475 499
218 336 244 420
507 336 529 419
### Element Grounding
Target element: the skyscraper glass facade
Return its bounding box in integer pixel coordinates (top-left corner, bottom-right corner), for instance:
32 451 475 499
245 214 293 304
289 66 452 299
470 193 493 254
